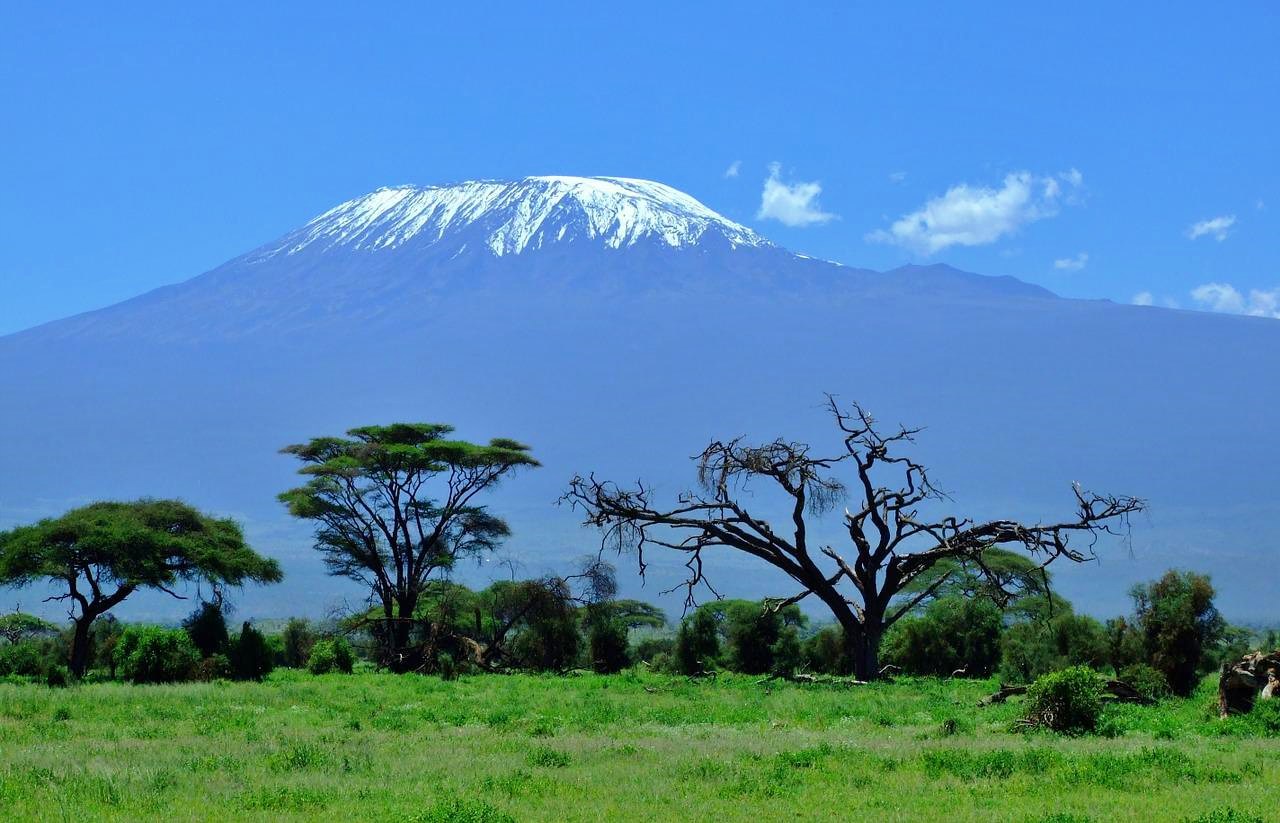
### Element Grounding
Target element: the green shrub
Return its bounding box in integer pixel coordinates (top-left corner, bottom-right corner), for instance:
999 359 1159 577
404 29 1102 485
227 622 274 681
0 642 45 677
333 637 354 672
674 609 720 674
883 596 1002 677
510 612 580 673
476 578 581 673
436 651 458 681
182 601 229 658
1118 663 1171 701
45 664 71 688
588 618 631 674
280 618 316 668
1248 698 1280 735
193 653 233 681
1105 616 1145 671
90 616 124 676
113 626 200 684
307 639 336 674
307 638 354 674
1025 666 1104 734
802 626 848 675
633 636 673 658
769 624 803 676
999 613 1109 683
723 600 806 675
647 651 675 673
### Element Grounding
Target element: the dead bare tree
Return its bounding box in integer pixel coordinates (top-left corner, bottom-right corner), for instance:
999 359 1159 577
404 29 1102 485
564 397 1143 681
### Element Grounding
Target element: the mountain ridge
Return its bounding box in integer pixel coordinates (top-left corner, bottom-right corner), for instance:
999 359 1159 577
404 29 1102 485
1 177 1059 344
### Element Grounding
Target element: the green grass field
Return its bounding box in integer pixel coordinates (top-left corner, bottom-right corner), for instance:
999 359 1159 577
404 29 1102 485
0 671 1275 822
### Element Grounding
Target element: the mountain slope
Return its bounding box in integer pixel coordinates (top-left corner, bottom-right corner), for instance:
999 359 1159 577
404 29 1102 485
9 176 1054 344
0 177 1275 622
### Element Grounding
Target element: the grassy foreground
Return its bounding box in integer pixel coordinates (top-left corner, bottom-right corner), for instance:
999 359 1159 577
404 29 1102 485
0 670 1275 822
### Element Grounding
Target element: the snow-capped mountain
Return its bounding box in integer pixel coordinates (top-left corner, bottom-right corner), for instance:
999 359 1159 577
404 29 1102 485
1 175 1277 622
254 176 771 259
12 176 1049 344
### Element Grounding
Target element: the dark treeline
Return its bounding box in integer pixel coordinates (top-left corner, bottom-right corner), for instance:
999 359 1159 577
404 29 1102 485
1 407 1276 697
0 563 1270 701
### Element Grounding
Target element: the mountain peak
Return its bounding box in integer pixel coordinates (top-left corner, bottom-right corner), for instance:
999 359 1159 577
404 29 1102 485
254 175 770 260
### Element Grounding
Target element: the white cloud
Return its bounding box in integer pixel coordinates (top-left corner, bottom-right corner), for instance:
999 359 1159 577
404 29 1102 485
1053 252 1089 271
724 160 741 179
756 163 836 227
888 171 908 184
1187 215 1236 241
1132 291 1154 306
1190 282 1280 318
866 169 1083 254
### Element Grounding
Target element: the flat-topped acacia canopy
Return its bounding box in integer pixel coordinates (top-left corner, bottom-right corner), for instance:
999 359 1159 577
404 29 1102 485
279 422 538 672
0 499 281 677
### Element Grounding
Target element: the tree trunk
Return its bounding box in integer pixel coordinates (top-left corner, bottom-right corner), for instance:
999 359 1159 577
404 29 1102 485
378 597 398 670
68 616 94 679
850 624 883 682
387 594 418 673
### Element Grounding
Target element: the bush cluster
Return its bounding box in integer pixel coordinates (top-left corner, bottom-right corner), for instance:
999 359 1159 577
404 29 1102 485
307 638 355 674
0 562 1262 698
664 599 806 677
113 626 201 684
1024 666 1104 734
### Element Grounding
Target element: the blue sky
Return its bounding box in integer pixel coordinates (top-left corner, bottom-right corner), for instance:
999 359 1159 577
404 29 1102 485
1 1 1276 334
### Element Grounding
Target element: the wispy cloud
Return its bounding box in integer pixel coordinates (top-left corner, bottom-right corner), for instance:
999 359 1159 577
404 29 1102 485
1132 291 1182 309
757 163 836 227
866 169 1083 254
1053 252 1089 271
1187 215 1236 241
723 160 742 179
1190 282 1280 318
888 171 907 184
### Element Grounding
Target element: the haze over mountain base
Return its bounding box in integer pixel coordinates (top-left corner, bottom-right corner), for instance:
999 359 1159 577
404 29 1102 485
2 177 1275 623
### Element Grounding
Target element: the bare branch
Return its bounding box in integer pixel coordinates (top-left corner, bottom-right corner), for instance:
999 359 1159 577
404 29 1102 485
567 397 1144 680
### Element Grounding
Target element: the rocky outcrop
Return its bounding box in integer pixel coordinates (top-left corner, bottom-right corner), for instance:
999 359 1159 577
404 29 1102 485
1218 650 1280 717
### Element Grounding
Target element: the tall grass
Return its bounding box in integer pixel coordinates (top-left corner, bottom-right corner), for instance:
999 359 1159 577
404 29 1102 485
0 671 1274 821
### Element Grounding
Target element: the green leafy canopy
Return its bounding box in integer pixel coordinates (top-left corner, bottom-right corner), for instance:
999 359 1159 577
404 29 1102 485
0 499 281 599
278 422 538 670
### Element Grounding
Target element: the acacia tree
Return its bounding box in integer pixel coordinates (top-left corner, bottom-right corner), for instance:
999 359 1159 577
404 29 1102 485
565 398 1143 681
0 499 282 677
0 612 57 645
278 423 538 671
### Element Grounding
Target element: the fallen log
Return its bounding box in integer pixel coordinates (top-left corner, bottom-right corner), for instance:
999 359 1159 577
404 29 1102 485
980 684 1028 705
1102 679 1155 705
981 678 1154 707
756 672 869 687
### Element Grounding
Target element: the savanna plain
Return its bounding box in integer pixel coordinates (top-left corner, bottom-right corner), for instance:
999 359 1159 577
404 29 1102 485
1 670 1276 823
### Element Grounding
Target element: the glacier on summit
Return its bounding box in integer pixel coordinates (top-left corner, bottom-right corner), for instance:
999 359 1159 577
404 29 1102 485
255 176 771 259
